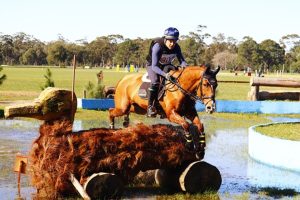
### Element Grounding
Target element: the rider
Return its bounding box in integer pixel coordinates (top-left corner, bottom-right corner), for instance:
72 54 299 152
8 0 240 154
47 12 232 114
146 27 188 117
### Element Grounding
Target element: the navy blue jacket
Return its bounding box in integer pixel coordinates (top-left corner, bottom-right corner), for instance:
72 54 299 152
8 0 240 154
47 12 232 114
146 38 187 77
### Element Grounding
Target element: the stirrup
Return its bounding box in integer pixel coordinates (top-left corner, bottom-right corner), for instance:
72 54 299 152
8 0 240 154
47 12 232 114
147 106 157 117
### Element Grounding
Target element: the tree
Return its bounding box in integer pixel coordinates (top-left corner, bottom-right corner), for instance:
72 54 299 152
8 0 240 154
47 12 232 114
237 37 260 70
46 41 68 66
41 68 55 90
113 39 138 67
288 46 300 72
179 37 201 65
279 34 300 52
20 43 47 65
87 35 122 67
259 39 285 71
0 34 14 65
204 33 232 65
181 25 210 65
212 50 238 70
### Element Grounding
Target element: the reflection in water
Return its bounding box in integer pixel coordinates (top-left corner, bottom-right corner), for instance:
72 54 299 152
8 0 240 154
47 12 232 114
205 129 251 193
247 158 300 191
1 118 300 199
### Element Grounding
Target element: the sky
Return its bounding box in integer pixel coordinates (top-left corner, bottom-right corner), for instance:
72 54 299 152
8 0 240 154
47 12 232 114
0 0 299 44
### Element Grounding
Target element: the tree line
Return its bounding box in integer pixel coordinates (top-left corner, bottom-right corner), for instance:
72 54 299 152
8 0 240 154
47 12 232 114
1 25 300 72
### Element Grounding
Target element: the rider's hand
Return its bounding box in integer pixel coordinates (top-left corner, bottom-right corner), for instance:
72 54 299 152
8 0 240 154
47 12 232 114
180 61 188 68
165 73 177 83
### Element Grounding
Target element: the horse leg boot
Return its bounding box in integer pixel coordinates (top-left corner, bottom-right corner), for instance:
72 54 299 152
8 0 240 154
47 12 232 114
184 132 195 151
147 84 159 117
196 133 206 160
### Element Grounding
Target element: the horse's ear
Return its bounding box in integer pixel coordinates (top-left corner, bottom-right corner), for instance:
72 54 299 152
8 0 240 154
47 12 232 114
210 65 220 75
203 63 211 73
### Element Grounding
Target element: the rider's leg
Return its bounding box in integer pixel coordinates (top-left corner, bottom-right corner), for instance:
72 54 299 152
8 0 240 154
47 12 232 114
147 66 160 117
147 83 159 117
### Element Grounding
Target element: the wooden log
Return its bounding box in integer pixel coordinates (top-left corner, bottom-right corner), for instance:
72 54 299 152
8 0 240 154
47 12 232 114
155 163 189 192
251 77 300 88
248 86 259 101
155 161 221 194
258 91 300 101
132 170 156 186
83 173 124 200
179 161 222 194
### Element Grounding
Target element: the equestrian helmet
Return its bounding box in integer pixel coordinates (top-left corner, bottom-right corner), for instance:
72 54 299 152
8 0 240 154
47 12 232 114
163 27 179 40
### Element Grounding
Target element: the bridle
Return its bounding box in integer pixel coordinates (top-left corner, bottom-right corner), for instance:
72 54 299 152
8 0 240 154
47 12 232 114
166 70 217 106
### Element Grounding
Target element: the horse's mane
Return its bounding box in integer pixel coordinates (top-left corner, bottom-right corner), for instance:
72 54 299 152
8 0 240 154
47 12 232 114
171 65 207 79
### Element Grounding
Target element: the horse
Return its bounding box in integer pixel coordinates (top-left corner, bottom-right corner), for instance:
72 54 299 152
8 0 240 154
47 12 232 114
109 65 220 159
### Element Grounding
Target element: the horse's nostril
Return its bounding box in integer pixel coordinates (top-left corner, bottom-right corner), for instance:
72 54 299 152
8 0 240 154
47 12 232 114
206 106 211 110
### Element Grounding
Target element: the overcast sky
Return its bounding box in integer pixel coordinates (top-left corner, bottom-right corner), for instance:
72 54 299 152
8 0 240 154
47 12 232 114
1 0 299 43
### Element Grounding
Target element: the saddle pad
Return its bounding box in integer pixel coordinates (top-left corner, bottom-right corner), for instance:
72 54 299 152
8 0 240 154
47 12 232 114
138 82 165 100
138 82 150 99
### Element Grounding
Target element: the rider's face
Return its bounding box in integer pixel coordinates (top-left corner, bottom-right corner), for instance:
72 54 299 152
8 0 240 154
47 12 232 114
165 39 176 50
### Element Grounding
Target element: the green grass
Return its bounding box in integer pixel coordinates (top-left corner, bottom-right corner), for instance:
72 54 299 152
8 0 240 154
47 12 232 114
1 66 300 101
0 66 134 100
255 122 300 141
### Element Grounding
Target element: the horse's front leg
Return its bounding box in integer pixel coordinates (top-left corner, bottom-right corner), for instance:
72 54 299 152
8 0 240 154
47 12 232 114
167 110 195 152
186 110 205 160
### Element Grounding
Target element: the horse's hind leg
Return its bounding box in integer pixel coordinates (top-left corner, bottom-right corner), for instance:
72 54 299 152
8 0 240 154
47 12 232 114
109 108 126 129
123 114 130 128
109 103 131 129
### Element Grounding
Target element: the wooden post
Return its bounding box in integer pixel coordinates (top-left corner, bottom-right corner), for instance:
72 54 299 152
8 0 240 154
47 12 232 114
14 153 28 200
72 55 76 102
248 77 259 101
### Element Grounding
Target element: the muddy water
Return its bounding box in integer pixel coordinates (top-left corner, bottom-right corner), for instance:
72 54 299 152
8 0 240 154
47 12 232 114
1 118 300 199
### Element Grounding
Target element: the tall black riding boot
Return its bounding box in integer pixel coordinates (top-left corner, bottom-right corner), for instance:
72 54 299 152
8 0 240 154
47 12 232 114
147 84 158 117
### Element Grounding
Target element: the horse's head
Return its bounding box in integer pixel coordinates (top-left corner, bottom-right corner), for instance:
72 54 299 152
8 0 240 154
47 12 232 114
197 65 220 114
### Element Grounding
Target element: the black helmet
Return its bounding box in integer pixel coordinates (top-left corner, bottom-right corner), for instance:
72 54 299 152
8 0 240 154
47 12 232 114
163 27 179 40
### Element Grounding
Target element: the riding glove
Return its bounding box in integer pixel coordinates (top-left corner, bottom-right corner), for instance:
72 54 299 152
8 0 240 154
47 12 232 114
165 73 177 83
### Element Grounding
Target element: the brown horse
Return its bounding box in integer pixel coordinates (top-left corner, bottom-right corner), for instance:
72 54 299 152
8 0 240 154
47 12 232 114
109 65 220 159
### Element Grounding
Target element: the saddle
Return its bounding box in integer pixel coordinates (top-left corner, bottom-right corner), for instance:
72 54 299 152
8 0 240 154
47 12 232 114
138 73 166 100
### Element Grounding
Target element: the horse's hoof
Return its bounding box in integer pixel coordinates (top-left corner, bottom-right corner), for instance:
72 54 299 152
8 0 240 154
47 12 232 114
109 125 114 129
146 114 157 118
159 113 166 119
195 151 205 160
123 122 129 128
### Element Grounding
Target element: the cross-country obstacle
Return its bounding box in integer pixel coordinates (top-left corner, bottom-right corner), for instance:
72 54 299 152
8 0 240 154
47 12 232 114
5 87 221 199
248 77 300 101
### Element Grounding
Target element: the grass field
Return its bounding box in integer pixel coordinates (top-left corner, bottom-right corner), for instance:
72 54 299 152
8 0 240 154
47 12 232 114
0 66 129 101
1 65 300 102
256 122 300 141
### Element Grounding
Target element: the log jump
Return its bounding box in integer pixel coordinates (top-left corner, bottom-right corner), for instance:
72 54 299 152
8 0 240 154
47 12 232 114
248 77 300 101
5 87 221 199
